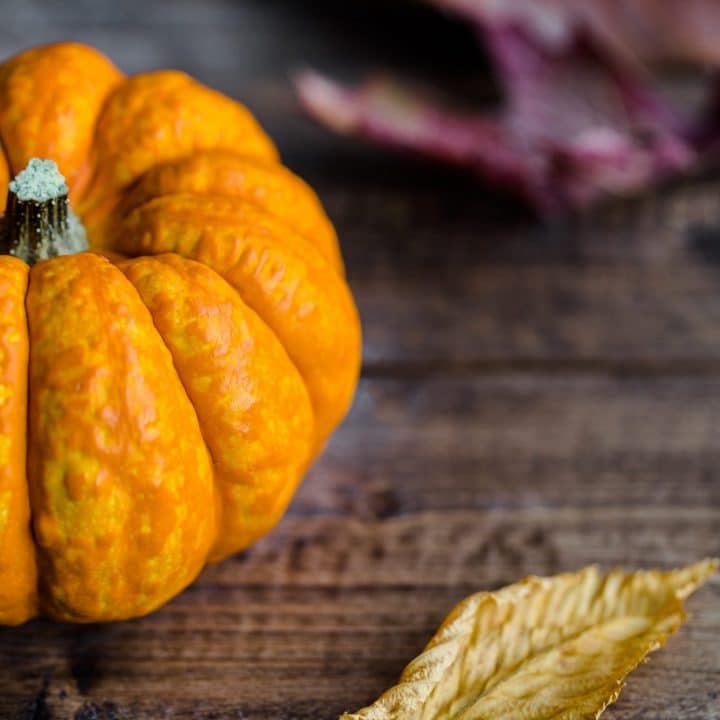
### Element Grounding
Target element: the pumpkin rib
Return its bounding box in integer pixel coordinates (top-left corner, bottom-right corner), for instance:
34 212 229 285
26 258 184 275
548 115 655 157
121 253 315 561
0 42 124 203
111 149 344 273
114 193 362 451
0 257 37 625
78 70 279 237
26 253 217 622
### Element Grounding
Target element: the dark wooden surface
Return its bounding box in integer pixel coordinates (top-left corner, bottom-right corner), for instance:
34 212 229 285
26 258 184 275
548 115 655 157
1 2 719 719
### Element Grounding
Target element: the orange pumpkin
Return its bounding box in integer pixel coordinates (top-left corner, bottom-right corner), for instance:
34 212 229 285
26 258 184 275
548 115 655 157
0 43 361 624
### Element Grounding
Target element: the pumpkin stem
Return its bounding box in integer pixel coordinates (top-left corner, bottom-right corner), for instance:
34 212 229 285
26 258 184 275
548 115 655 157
1 158 88 265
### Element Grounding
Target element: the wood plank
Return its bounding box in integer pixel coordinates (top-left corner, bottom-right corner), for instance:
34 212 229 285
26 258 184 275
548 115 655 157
300 376 720 516
354 261 720 368
328 179 720 368
0 509 716 719
1 376 718 719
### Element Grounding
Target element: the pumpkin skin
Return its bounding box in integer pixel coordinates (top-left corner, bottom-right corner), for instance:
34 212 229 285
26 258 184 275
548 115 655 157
0 43 361 624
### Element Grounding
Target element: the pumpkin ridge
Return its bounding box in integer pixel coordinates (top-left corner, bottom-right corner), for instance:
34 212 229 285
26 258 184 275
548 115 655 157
74 70 132 212
115 193 361 448
79 69 279 228
113 253 226 561
0 257 37 624
113 149 344 273
118 193 338 274
25 253 217 621
204 241 360 453
121 253 315 560
0 43 124 203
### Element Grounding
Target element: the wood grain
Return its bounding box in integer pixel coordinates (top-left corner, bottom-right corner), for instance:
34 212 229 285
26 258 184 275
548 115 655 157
0 1 718 719
305 376 720 516
333 180 720 370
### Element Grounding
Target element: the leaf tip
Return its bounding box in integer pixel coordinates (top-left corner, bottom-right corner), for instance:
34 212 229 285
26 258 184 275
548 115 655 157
671 558 718 599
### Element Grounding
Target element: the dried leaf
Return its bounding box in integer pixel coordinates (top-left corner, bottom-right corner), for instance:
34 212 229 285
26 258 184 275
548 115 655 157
297 1 720 212
296 65 694 212
340 560 717 720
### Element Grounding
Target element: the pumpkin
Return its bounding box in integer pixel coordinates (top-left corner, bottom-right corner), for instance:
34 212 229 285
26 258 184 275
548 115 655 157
0 43 361 624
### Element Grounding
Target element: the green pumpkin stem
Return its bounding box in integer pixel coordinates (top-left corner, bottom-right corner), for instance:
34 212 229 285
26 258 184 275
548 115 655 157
1 158 88 265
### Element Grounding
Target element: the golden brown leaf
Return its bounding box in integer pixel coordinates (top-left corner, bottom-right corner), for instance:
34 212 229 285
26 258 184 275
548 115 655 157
341 560 717 720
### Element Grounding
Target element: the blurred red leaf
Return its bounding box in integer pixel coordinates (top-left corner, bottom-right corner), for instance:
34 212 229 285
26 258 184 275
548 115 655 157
297 0 720 212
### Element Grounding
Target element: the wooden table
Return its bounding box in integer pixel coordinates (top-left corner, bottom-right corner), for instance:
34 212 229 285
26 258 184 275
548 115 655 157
1 2 718 718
